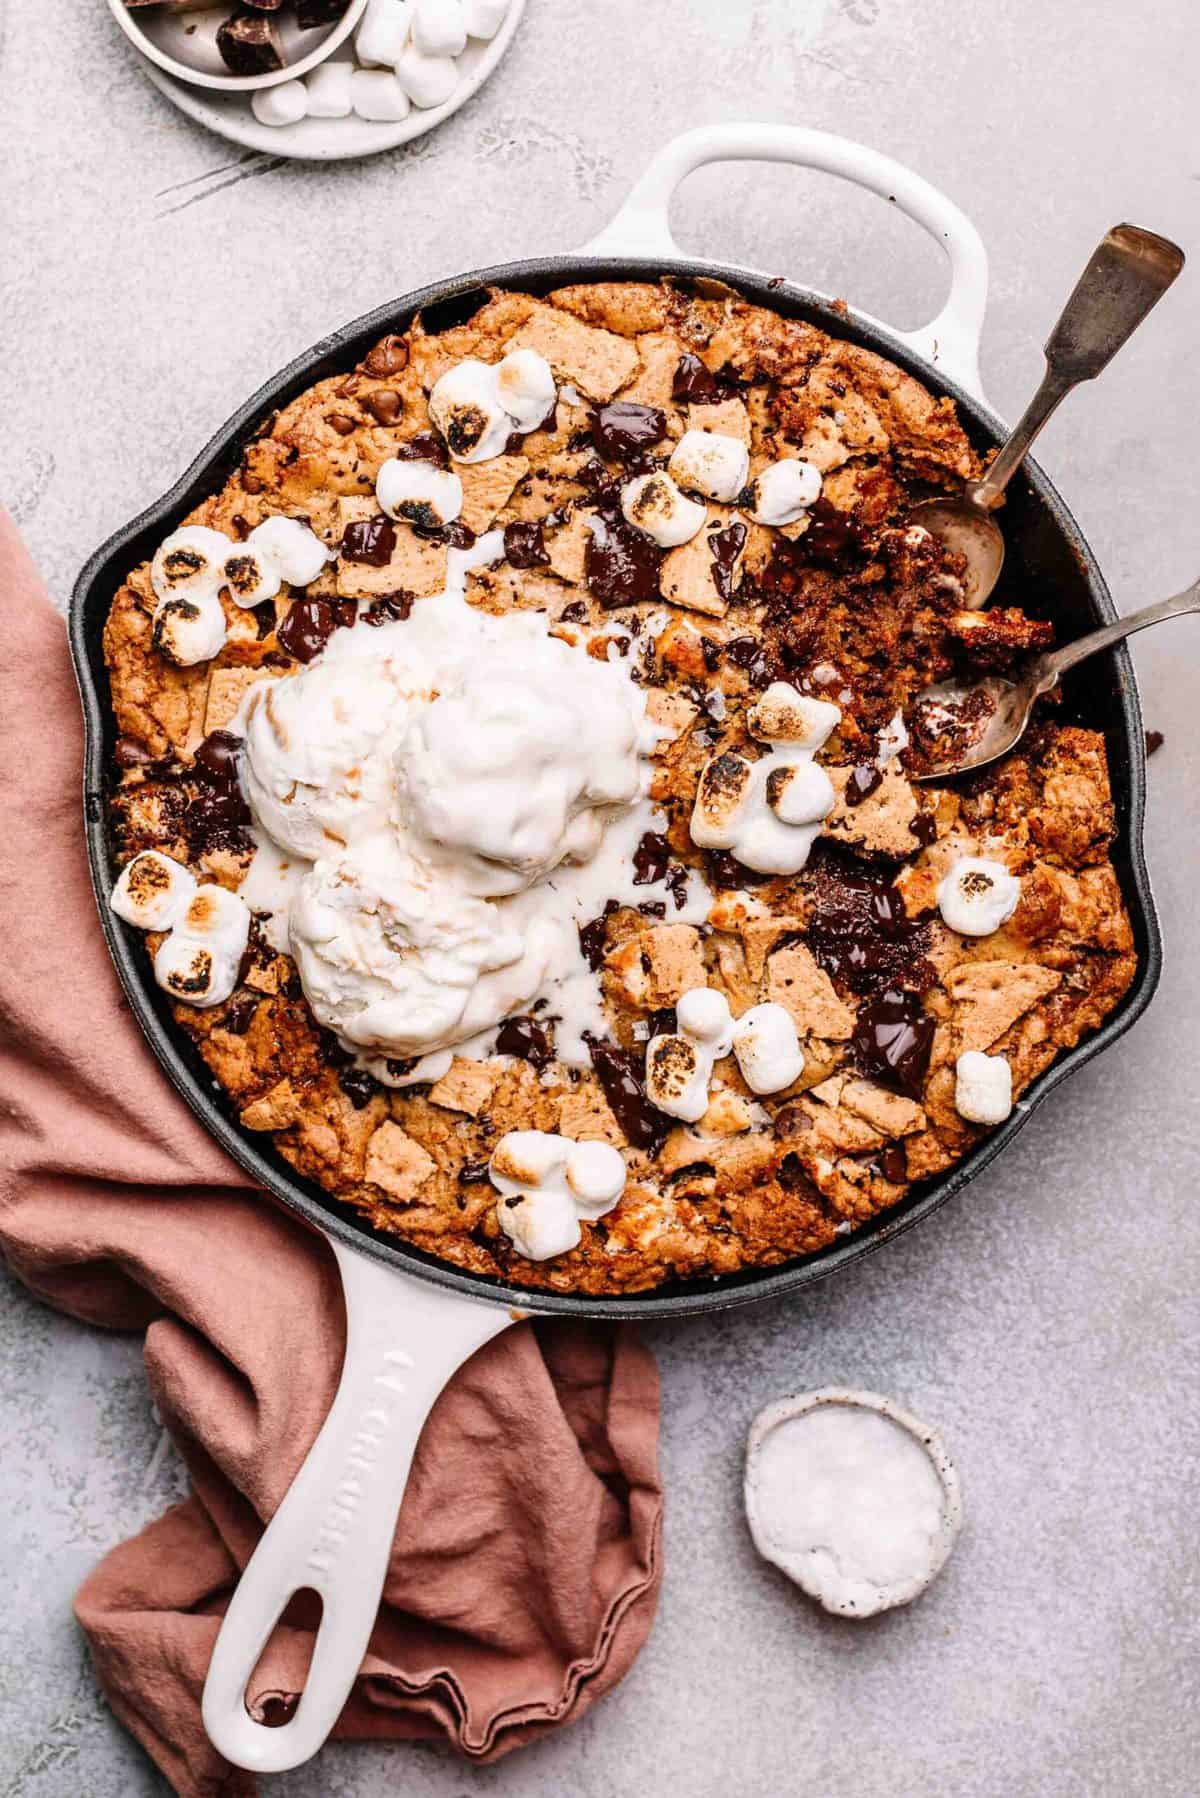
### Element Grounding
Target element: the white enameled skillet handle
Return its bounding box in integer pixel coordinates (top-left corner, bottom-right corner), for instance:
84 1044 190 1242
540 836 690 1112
581 123 990 403
201 1241 514 1774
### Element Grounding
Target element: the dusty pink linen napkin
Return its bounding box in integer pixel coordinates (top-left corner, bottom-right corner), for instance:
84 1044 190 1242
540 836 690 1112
0 512 663 1797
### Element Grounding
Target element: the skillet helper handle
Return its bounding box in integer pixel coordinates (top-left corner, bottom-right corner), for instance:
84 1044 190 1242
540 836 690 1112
201 1244 514 1775
580 122 990 400
1032 578 1200 690
971 223 1185 509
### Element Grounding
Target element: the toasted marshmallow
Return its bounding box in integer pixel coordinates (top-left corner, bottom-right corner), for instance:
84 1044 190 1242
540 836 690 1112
646 986 736 1122
221 544 282 608
110 850 197 932
668 430 750 503
744 457 822 526
376 458 463 529
937 857 1020 937
495 348 556 432
151 526 232 607
429 359 513 462
351 68 412 120
691 683 839 875
732 1003 804 1095
395 45 459 108
747 682 841 751
621 472 706 548
355 0 411 66
411 0 467 57
151 590 227 667
177 884 253 960
251 80 308 129
954 1050 1013 1124
489 1128 625 1260
463 0 507 36
304 60 354 118
248 515 332 587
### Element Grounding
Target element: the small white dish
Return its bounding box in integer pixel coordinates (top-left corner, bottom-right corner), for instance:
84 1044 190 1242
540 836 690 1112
138 0 525 162
107 0 369 92
744 1387 963 1618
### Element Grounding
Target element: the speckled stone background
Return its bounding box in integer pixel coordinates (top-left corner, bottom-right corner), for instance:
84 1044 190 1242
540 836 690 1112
2 0 1198 1792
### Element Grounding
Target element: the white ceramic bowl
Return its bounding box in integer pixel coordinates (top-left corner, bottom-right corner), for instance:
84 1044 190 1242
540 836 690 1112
106 0 369 91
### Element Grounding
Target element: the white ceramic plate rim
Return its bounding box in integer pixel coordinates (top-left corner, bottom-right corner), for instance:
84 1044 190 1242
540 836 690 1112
141 0 526 163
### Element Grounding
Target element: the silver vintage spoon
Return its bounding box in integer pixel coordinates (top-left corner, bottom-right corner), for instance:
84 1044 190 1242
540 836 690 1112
911 224 1184 608
907 579 1199 780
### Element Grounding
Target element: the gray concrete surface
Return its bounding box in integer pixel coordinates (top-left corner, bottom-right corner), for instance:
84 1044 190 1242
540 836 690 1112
2 0 1198 1792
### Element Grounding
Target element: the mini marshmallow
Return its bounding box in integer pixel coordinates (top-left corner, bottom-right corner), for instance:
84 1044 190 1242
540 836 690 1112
221 543 282 609
732 1003 804 1095
395 45 460 108
954 1050 1013 1124
463 0 508 36
668 430 750 503
488 1129 626 1260
110 850 197 933
376 458 464 528
152 591 227 667
355 0 411 66
744 457 822 526
621 472 707 548
304 60 354 118
646 986 736 1122
153 933 240 1009
251 81 309 129
351 68 412 120
747 682 841 751
151 526 232 607
411 0 467 57
177 884 252 960
690 683 840 875
247 515 332 587
429 359 513 462
495 348 557 433
937 856 1021 937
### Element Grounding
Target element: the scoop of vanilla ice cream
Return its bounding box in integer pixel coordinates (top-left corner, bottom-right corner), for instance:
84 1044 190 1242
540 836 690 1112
396 636 646 896
240 656 415 860
289 838 555 1055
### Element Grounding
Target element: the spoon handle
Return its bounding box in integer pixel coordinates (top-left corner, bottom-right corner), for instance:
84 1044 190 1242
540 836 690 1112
972 224 1184 509
1033 580 1200 687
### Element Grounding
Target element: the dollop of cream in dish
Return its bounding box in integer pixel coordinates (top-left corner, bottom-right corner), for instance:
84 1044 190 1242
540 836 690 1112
232 533 710 1077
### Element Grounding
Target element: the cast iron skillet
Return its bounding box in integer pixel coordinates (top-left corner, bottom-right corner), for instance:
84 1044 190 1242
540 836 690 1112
70 127 1160 1774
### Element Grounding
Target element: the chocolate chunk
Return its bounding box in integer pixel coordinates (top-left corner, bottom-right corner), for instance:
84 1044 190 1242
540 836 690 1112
363 389 404 426
632 830 671 886
703 849 773 888
340 514 396 566
723 634 777 688
295 0 350 22
495 1014 555 1070
216 10 284 76
849 987 934 1098
844 765 883 806
804 848 932 995
193 729 242 785
589 401 667 466
459 1159 491 1184
585 506 663 607
578 899 619 971
361 591 414 626
709 520 746 602
638 900 667 919
277 597 337 662
560 599 589 623
220 995 259 1036
338 1066 382 1109
585 1036 670 1152
251 598 277 640
1145 729 1165 758
672 352 723 404
575 456 619 502
503 521 549 568
184 781 252 855
242 0 284 10
389 430 449 469
114 734 153 769
801 498 870 569
364 334 408 377
327 412 357 436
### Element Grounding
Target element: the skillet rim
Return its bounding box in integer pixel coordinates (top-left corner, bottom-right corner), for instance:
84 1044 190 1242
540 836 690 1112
69 253 1163 1320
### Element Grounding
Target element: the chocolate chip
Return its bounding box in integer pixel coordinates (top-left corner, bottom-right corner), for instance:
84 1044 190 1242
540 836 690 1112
277 597 337 662
114 734 153 768
503 521 549 568
459 1159 491 1184
327 412 357 437
193 730 243 784
340 515 396 566
364 335 408 378
363 389 404 426
220 995 259 1036
338 1066 382 1109
560 599 589 623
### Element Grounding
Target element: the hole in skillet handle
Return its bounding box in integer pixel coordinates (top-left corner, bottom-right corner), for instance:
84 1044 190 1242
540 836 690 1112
247 1587 323 1729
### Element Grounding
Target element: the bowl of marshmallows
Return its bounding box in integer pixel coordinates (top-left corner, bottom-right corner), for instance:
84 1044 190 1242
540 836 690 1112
110 0 520 137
